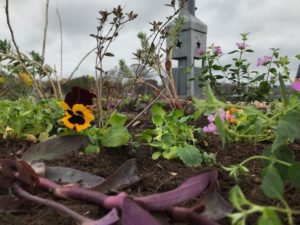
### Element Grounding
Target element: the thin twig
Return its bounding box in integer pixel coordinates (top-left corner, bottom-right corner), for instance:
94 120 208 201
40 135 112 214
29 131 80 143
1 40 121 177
126 89 165 128
5 0 22 59
56 7 63 78
4 0 45 98
63 47 97 84
41 0 50 61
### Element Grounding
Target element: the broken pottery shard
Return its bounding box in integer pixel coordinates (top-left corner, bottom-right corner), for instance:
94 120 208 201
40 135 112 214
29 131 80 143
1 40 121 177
94 159 141 193
45 166 105 188
21 135 90 162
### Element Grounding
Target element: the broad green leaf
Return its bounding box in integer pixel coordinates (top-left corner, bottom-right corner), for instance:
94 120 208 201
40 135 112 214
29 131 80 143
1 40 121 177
108 112 127 126
296 54 300 61
84 144 100 154
162 146 178 160
258 208 282 225
277 109 300 139
152 151 161 160
261 167 283 199
152 114 164 126
151 105 166 117
177 144 202 167
101 126 130 147
272 145 294 180
288 162 300 190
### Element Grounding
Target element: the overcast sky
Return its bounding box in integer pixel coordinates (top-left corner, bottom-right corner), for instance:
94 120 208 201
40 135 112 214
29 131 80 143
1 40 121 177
1 0 300 78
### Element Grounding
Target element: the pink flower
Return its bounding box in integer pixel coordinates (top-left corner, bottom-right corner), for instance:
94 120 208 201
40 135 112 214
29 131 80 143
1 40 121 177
291 81 300 92
236 42 249 50
203 123 217 134
194 48 205 57
207 114 215 123
213 46 222 56
256 56 272 67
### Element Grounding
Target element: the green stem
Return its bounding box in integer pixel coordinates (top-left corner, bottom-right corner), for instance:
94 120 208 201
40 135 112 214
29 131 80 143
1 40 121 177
239 155 291 167
225 128 274 141
278 72 288 108
279 197 294 225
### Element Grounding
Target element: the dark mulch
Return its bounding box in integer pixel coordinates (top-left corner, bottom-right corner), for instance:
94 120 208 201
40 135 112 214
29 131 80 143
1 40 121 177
0 123 299 225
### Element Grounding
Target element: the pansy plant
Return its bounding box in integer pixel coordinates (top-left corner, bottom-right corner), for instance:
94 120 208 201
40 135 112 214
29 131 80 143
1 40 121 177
59 86 96 132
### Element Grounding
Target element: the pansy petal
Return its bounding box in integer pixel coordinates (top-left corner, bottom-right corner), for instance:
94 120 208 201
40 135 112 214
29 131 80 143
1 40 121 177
61 115 75 130
58 101 71 111
72 104 95 122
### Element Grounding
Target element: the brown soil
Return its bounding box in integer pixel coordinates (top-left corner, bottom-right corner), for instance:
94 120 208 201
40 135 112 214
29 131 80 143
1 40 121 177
0 117 299 225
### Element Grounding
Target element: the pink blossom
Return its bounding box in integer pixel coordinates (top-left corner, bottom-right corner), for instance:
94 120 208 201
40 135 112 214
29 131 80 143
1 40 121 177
256 56 272 67
213 46 222 56
207 114 215 123
291 81 300 92
203 123 217 134
194 48 205 57
236 42 249 50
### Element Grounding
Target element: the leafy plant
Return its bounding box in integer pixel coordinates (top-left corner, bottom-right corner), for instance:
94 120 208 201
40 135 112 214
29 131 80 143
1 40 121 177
82 111 131 153
220 82 300 224
0 98 62 141
197 33 291 102
139 104 215 167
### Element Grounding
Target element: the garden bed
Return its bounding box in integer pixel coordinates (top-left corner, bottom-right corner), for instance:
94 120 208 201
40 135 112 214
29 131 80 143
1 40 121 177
1 126 299 225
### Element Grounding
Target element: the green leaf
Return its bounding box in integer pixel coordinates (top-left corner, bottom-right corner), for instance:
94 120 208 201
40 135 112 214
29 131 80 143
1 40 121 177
296 54 300 61
288 162 300 190
151 105 166 117
212 65 223 70
101 126 130 147
205 83 225 109
272 145 295 180
152 151 161 160
277 109 300 140
108 112 127 126
162 146 178 159
261 167 283 199
152 114 164 126
84 144 100 154
215 114 226 148
177 144 202 167
258 208 282 225
229 186 250 211
228 50 238 54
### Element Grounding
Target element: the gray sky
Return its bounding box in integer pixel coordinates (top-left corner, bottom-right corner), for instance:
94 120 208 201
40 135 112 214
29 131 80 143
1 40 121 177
1 0 300 78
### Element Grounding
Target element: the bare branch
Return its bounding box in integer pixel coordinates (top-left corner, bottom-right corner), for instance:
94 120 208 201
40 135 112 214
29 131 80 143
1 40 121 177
5 0 22 59
63 46 97 84
56 7 63 78
41 0 50 61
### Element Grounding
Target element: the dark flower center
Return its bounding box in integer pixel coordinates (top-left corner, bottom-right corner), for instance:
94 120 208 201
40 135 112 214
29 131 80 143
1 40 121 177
68 111 86 125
